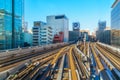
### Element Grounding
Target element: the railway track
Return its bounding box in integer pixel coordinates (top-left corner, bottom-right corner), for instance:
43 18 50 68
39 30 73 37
0 43 69 68
1 42 120 80
0 49 57 68
90 43 115 80
73 47 89 80
77 42 119 80
0 45 70 73
94 43 120 79
97 43 120 59
7 53 56 80
34 47 68 80
34 45 89 80
96 44 120 70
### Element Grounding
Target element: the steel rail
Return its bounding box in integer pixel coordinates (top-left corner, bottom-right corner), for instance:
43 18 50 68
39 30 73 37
69 47 78 80
56 54 65 80
96 44 120 70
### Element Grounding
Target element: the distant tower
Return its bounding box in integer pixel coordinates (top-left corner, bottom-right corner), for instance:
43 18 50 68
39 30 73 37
98 21 106 31
73 22 80 31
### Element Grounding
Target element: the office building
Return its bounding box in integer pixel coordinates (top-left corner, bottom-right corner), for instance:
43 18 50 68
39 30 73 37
111 0 120 29
104 27 111 30
96 30 111 44
32 21 53 46
23 31 32 47
96 29 120 46
47 15 69 42
32 21 45 46
53 32 64 43
96 21 107 42
111 30 120 46
96 30 103 42
69 31 80 42
110 0 120 46
69 22 80 41
40 25 53 45
0 0 24 50
98 21 106 31
80 30 90 41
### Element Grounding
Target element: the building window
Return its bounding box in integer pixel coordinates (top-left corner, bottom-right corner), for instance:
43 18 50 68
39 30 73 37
55 15 65 19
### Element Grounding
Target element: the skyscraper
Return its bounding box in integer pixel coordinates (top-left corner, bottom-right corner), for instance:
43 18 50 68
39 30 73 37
111 0 120 29
96 21 106 42
0 0 24 50
111 0 120 46
47 15 69 42
98 21 106 31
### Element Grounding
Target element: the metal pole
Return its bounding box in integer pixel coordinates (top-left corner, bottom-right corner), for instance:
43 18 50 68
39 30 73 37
84 34 86 54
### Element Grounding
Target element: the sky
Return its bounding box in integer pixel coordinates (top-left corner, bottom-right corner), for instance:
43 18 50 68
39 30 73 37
25 0 114 32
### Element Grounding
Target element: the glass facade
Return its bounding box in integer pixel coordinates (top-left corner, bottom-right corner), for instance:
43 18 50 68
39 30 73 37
0 0 24 50
98 21 106 31
111 1 120 30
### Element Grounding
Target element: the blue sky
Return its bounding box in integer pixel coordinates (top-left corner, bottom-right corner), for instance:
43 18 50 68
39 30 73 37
25 0 114 32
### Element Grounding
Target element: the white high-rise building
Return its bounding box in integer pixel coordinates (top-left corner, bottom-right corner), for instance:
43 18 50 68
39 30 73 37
32 21 53 46
39 25 53 45
47 15 69 42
